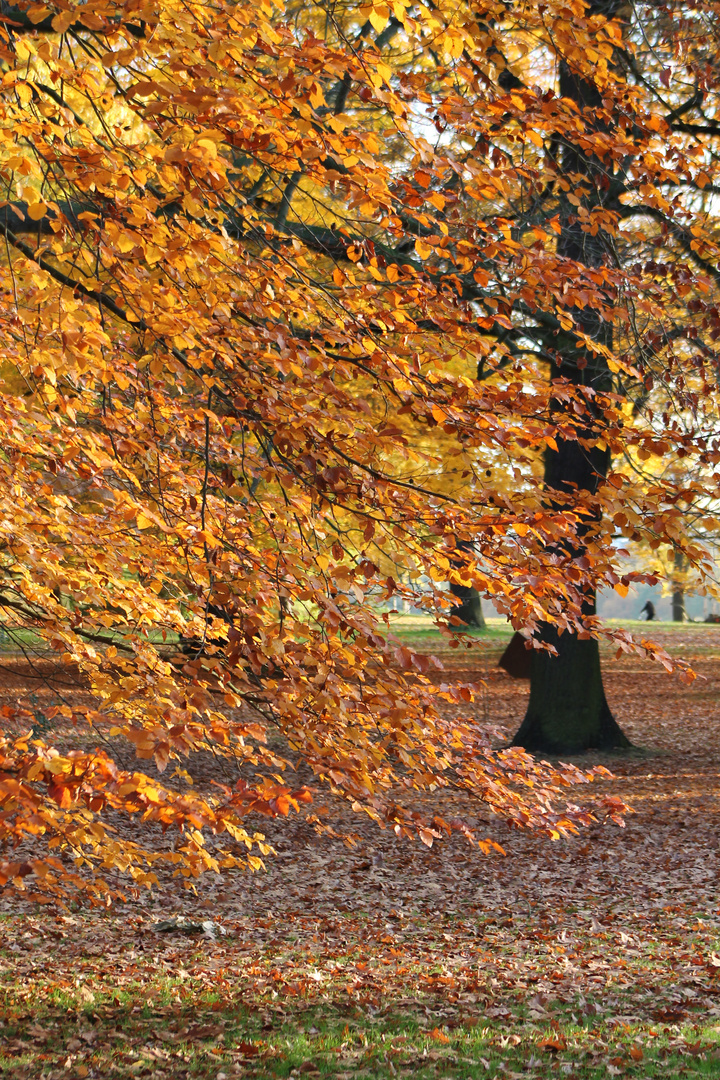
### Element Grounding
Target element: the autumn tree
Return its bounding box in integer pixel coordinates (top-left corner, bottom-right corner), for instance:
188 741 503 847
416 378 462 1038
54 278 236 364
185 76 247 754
319 0 720 752
0 0 717 898
508 0 720 749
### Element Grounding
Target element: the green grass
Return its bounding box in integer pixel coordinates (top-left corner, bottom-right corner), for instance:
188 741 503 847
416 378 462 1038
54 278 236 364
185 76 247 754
3 907 720 1079
388 615 720 663
388 614 512 642
2 977 719 1078
2 613 714 658
390 613 720 634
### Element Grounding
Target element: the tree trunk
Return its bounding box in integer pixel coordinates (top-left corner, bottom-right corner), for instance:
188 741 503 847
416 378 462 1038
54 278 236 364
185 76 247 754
512 617 630 754
672 587 685 622
512 448 631 752
513 5 631 754
449 584 485 628
671 551 686 622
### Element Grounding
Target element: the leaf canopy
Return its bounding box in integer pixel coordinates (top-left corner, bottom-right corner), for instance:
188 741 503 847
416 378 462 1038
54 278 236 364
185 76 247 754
0 0 718 899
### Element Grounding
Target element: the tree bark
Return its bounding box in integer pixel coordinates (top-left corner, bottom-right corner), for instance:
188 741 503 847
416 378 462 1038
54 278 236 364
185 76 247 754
671 551 687 622
512 7 631 753
512 615 630 754
449 585 485 628
512 439 631 752
672 588 686 623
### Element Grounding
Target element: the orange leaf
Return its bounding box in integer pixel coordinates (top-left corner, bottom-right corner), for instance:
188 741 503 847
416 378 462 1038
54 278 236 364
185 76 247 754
52 9 77 32
27 5 51 23
48 782 73 809
539 1037 566 1052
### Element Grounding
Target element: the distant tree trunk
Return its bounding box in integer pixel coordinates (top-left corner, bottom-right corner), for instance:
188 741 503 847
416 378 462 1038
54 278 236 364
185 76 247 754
449 584 485 628
672 587 686 622
512 6 631 754
448 538 485 628
671 551 687 622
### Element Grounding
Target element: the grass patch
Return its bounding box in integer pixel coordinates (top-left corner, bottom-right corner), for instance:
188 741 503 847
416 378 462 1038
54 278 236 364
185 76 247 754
2 978 720 1077
2 909 720 1079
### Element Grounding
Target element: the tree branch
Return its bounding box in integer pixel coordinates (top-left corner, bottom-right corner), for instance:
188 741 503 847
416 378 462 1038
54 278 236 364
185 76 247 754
0 2 145 38
618 204 720 285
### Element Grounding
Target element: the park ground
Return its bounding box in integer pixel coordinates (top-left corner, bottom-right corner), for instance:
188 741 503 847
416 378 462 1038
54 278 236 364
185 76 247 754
2 620 720 1079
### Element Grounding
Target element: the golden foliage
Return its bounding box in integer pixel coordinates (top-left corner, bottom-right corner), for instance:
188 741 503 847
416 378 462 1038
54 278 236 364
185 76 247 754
0 0 717 899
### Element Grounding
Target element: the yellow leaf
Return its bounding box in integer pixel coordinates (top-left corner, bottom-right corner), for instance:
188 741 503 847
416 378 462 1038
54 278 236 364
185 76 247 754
136 513 154 529
196 138 218 158
27 202 47 221
116 232 137 254
526 129 544 148
614 583 629 598
369 6 390 33
444 31 464 59
414 239 432 259
309 83 325 109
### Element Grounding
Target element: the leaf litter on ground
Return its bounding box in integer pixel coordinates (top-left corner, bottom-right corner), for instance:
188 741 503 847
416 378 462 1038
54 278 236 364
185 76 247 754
2 627 720 1078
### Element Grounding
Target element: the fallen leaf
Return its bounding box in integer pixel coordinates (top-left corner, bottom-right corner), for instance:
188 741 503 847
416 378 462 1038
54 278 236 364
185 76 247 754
539 1036 566 1052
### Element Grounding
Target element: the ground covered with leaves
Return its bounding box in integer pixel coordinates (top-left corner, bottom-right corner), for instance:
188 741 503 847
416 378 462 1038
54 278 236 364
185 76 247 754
2 623 720 1079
